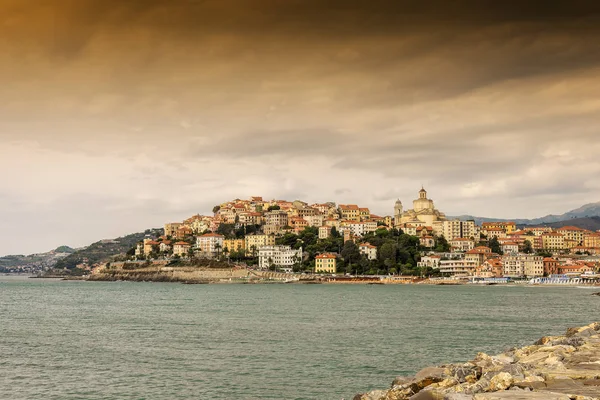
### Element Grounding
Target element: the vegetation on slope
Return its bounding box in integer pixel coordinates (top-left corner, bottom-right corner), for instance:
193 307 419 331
53 229 163 270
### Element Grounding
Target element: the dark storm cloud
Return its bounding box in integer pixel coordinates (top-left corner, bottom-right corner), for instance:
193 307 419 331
2 0 600 254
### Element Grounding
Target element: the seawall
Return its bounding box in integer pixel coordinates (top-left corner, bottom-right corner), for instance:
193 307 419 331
355 322 600 400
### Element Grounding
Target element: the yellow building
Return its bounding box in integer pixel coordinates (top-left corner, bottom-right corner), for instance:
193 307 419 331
584 233 600 248
245 233 276 253
222 239 246 254
339 205 360 221
542 232 565 251
164 223 183 237
556 226 587 245
359 207 370 221
315 253 337 273
481 222 516 235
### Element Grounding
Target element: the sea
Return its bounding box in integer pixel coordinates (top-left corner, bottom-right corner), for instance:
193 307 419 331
1 276 598 399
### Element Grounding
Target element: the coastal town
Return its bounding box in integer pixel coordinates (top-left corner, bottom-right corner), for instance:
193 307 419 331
114 188 600 284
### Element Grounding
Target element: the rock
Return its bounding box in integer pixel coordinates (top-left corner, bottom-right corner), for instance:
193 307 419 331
474 392 571 399
491 355 514 365
415 367 447 381
359 390 386 400
393 376 416 387
488 372 514 391
442 394 474 400
408 390 446 400
513 375 546 390
354 322 600 400
518 352 549 365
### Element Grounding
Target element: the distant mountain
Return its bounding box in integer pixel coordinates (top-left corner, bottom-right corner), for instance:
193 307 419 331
0 246 76 273
522 216 600 231
53 228 163 270
451 201 600 227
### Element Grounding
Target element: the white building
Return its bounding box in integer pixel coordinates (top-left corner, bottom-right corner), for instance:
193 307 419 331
318 226 331 239
443 219 477 241
359 243 378 260
258 245 303 271
417 255 441 268
438 259 478 276
502 255 543 278
501 242 519 255
195 233 224 257
450 238 475 252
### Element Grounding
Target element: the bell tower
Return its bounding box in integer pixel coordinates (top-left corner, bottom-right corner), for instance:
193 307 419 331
394 199 403 221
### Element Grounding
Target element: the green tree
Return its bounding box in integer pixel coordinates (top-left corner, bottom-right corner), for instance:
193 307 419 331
522 240 533 254
434 236 450 252
267 205 281 211
379 242 397 274
212 205 221 214
341 241 361 269
488 236 503 254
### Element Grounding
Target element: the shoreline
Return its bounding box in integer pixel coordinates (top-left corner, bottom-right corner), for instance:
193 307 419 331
354 322 600 400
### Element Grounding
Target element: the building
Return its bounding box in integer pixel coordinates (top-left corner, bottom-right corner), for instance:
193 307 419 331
417 255 441 269
265 210 289 227
258 245 302 271
315 253 337 273
420 236 435 248
159 241 172 253
359 243 378 260
481 222 516 235
465 246 492 266
195 233 225 256
245 233 276 253
556 226 587 245
164 223 183 237
584 233 600 248
339 204 361 221
479 258 503 277
502 255 543 278
543 257 560 275
442 219 477 241
173 241 192 257
501 242 519 254
143 238 159 256
450 238 475 252
395 188 447 227
542 232 566 251
222 238 245 254
438 259 478 276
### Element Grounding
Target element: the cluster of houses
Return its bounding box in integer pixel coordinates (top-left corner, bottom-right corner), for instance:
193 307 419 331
133 191 600 277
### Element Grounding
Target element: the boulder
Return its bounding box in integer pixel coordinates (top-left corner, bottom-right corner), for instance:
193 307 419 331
488 372 514 391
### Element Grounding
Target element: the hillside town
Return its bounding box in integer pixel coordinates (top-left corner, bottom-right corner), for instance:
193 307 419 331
129 188 600 282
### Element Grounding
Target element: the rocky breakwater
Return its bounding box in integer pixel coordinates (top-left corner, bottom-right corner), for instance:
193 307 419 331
355 322 600 400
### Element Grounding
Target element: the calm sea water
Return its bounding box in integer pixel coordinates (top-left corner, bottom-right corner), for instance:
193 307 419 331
1 276 598 400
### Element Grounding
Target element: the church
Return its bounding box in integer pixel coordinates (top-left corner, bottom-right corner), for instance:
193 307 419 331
394 188 447 231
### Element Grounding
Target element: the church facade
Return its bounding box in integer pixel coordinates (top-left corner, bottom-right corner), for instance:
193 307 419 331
394 188 447 234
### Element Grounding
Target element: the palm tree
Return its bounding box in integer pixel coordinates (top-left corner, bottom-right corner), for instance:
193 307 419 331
215 243 222 260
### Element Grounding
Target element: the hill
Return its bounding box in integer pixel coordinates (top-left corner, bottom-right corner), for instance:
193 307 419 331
53 228 163 270
523 216 600 231
0 245 76 273
451 201 600 226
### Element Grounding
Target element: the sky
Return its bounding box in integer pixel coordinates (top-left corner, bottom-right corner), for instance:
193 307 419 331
1 0 600 255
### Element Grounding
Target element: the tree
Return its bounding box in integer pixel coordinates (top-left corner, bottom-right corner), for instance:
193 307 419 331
267 205 281 211
434 236 450 252
488 236 503 254
214 243 222 260
523 240 533 254
212 205 221 214
330 227 340 238
379 242 397 274
341 241 361 269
